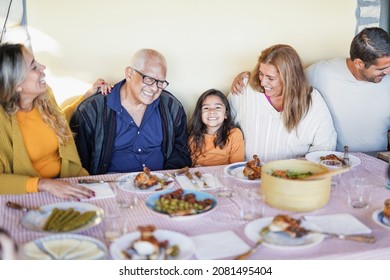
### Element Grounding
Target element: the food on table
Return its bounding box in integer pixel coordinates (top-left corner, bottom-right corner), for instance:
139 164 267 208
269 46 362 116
134 166 159 189
154 189 214 216
384 199 390 219
319 154 345 165
122 225 179 259
266 214 309 238
270 169 313 180
243 154 262 180
42 208 97 232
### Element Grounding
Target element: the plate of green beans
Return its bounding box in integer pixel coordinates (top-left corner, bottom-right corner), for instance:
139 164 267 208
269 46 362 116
21 202 104 233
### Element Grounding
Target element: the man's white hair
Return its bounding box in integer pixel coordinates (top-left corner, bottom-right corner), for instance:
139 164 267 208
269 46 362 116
130 49 167 72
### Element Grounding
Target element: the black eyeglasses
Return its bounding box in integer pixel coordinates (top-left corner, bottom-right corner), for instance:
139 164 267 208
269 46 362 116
131 68 169 89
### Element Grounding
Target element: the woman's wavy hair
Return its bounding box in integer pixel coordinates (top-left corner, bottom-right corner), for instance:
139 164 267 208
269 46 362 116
188 89 238 163
249 44 312 132
0 43 72 145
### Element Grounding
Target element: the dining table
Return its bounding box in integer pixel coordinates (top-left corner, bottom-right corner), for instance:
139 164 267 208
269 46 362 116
1 152 389 260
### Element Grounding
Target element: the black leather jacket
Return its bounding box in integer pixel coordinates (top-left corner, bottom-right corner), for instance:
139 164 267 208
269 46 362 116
70 88 191 175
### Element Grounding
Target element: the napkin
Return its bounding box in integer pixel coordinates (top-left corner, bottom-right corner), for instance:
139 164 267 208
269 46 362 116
175 174 216 190
191 230 250 260
304 213 371 235
79 183 115 201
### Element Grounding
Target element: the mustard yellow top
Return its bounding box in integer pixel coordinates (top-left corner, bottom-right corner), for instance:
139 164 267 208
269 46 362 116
16 107 61 192
0 88 88 194
190 127 245 166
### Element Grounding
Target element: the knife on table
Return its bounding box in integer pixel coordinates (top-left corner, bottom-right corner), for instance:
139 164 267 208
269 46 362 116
185 171 201 191
78 179 125 184
6 201 41 212
194 171 210 188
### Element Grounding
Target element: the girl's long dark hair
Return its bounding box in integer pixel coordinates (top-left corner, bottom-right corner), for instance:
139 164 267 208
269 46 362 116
188 89 239 162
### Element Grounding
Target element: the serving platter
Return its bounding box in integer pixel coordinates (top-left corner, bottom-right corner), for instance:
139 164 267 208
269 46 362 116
145 189 217 220
21 202 104 233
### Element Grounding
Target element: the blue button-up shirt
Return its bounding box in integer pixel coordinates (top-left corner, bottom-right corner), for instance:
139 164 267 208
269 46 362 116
106 80 164 173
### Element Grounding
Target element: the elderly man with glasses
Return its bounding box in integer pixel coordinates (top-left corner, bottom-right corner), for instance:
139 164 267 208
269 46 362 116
71 49 191 175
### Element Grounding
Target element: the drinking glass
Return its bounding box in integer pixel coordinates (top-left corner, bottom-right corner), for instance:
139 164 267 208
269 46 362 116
215 174 234 198
110 183 138 209
320 159 343 188
347 177 372 209
103 206 126 242
236 189 264 221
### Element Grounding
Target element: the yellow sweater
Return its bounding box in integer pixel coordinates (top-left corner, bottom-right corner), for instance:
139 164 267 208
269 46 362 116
190 127 245 166
0 88 88 194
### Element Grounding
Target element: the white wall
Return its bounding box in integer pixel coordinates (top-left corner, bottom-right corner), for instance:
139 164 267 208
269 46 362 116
26 0 356 115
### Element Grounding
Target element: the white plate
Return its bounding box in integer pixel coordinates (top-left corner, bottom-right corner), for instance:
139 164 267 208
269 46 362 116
117 172 174 193
305 151 361 167
244 217 324 250
22 234 107 260
223 162 261 182
110 229 195 260
21 202 104 233
372 209 390 229
145 189 217 220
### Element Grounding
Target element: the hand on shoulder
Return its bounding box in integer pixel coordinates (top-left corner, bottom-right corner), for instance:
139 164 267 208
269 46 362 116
84 78 113 98
230 71 250 95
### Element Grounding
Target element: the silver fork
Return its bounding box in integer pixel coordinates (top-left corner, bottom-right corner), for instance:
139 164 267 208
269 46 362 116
234 238 262 259
308 230 376 243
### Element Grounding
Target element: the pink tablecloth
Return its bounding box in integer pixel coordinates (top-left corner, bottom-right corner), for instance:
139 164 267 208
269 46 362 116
1 153 389 259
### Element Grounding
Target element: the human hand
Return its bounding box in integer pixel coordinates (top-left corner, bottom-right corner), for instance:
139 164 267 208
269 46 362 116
230 71 250 95
84 78 112 98
38 178 96 201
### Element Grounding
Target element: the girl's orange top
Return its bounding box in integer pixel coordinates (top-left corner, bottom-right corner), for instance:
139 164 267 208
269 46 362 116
190 127 245 166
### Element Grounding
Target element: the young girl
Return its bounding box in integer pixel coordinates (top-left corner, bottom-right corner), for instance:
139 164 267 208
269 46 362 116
188 89 245 166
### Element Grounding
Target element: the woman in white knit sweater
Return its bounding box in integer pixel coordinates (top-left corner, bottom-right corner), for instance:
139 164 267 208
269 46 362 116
228 44 336 162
